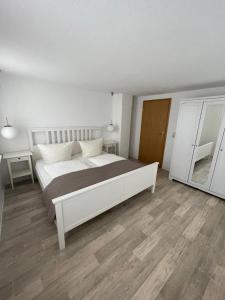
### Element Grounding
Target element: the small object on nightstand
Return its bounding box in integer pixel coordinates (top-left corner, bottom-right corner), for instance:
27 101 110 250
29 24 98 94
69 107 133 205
3 150 34 189
103 140 118 155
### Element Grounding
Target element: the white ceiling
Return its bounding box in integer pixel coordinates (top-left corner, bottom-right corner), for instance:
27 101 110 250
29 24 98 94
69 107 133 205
1 0 225 95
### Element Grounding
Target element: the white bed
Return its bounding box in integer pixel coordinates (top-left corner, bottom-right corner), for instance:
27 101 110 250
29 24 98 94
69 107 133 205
29 127 158 250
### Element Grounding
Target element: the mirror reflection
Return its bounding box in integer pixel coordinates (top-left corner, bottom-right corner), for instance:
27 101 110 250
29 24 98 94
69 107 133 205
191 104 225 185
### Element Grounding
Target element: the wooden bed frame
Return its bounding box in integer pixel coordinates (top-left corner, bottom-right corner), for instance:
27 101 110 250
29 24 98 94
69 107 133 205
29 127 159 250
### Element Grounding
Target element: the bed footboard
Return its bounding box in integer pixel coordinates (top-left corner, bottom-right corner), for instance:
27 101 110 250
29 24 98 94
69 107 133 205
53 162 158 250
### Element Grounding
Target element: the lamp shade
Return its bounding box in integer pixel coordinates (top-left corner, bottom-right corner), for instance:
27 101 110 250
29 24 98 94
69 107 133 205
1 126 18 139
107 123 114 132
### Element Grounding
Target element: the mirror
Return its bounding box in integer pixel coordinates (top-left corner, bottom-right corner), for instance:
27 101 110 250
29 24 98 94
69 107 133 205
191 104 225 185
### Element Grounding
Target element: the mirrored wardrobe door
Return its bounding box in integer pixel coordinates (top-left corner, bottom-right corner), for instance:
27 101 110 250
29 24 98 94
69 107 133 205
210 126 225 196
188 101 225 189
170 101 203 182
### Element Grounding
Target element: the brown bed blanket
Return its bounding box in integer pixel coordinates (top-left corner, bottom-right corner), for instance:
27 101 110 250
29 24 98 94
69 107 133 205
42 160 145 222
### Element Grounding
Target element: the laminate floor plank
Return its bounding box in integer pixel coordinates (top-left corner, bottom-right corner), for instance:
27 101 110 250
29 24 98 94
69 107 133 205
1 170 225 299
159 233 208 300
131 236 190 300
180 268 210 300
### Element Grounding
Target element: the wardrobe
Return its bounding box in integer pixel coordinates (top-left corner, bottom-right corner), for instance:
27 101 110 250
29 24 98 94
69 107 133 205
170 96 225 199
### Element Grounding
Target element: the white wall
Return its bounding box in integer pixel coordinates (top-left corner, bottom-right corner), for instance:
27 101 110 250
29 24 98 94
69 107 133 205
0 156 4 238
130 86 225 171
111 93 123 144
120 94 133 158
0 73 112 181
112 93 133 158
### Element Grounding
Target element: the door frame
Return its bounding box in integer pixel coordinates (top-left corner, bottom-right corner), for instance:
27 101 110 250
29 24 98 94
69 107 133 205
138 98 171 167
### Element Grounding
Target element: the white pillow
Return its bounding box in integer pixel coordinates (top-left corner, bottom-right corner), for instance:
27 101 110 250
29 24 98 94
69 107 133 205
79 138 103 157
32 145 42 162
73 141 82 155
37 142 73 163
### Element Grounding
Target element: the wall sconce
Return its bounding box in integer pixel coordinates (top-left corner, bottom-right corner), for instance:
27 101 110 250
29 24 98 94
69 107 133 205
107 121 114 132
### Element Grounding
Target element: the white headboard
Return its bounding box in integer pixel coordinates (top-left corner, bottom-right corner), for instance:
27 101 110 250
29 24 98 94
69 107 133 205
29 126 102 150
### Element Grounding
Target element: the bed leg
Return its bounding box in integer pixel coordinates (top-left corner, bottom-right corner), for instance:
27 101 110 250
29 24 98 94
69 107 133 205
58 230 65 250
148 185 155 193
151 185 155 194
55 203 66 250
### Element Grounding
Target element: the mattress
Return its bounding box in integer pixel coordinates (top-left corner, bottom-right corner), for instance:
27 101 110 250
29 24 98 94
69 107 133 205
35 159 52 189
35 153 125 190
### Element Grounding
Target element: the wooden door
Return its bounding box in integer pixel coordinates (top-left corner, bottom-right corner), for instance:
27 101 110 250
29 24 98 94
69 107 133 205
139 99 171 167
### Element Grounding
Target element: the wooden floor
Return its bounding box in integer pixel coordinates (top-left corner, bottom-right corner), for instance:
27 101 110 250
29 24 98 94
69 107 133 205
1 170 225 300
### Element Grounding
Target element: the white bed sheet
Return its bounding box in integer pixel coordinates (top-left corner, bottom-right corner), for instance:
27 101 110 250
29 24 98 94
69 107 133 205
44 159 89 179
35 153 125 190
87 153 125 166
35 154 89 189
35 159 52 189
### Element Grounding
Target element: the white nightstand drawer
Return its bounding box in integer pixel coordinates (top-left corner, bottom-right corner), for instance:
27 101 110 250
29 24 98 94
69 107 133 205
9 156 29 163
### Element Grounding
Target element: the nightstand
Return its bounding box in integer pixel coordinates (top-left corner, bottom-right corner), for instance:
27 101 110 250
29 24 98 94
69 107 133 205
3 150 34 189
103 140 118 155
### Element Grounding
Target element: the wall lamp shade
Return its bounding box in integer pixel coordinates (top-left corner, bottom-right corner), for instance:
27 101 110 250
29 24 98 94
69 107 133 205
107 122 114 132
1 118 18 139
